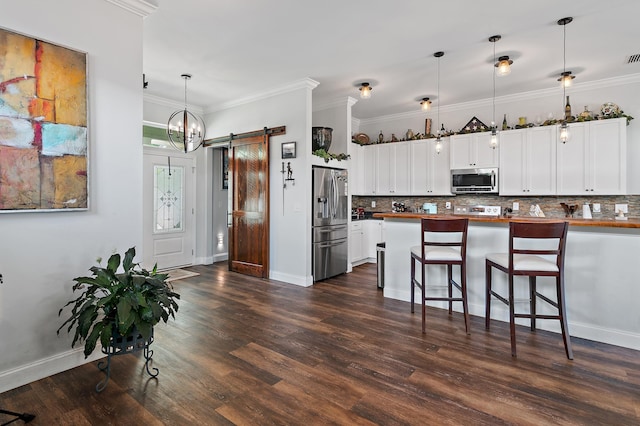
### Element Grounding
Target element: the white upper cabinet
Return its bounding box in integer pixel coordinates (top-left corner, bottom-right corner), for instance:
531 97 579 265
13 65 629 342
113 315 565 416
557 118 626 195
375 141 410 195
410 138 452 195
349 143 365 195
450 132 498 169
499 126 556 195
362 144 377 195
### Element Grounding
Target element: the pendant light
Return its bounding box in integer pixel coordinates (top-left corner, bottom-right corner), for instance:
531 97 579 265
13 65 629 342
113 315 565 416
434 51 444 154
167 74 206 153
359 82 372 99
488 35 501 149
558 17 573 143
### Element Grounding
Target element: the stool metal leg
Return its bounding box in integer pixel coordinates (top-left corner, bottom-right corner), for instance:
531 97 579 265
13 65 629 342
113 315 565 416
530 276 537 331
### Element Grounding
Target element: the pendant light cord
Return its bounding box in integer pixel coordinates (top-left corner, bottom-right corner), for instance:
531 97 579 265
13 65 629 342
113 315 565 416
562 22 566 116
492 41 496 129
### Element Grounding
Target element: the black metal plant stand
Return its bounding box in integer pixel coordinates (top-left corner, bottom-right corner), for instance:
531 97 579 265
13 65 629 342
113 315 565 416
0 408 35 425
95 327 158 392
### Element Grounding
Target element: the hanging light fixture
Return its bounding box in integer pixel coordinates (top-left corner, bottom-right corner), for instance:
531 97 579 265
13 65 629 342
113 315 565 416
434 51 444 154
167 74 206 153
558 17 573 143
488 35 502 149
420 97 431 111
495 55 513 76
359 82 372 99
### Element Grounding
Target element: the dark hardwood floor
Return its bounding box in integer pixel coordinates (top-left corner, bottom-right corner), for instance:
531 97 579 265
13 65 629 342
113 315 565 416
1 263 639 425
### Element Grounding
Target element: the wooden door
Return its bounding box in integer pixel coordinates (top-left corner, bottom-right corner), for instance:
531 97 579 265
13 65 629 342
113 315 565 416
228 135 269 278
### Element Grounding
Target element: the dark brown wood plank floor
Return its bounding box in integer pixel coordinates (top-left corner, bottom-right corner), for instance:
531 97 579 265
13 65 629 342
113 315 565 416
1 263 639 425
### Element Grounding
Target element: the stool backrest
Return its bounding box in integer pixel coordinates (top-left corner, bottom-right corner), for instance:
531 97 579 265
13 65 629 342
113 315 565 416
509 220 569 270
420 217 469 256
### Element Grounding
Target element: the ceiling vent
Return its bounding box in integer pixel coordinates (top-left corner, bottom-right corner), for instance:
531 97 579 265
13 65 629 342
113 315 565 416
626 54 640 64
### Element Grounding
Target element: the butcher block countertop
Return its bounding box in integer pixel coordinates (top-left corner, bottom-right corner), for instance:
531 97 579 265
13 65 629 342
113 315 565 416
373 212 640 229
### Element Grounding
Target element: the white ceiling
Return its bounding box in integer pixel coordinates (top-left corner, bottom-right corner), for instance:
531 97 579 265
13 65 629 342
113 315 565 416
142 0 640 120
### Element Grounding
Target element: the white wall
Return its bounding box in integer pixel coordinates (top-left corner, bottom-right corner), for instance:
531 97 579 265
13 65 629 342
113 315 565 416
0 0 145 392
204 80 318 286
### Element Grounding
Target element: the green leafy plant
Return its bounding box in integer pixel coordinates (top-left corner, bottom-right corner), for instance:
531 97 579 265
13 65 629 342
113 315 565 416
313 148 350 163
57 247 180 358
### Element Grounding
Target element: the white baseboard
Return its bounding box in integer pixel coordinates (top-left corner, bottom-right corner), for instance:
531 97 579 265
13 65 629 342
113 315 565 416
0 348 104 394
384 291 640 351
269 270 313 287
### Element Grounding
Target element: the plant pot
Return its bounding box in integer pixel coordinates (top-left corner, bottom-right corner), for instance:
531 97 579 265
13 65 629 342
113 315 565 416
312 127 333 151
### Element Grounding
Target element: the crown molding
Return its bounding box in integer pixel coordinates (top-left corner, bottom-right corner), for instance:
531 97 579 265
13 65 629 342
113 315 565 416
358 73 640 125
143 93 205 115
205 78 320 115
313 96 358 113
103 0 158 17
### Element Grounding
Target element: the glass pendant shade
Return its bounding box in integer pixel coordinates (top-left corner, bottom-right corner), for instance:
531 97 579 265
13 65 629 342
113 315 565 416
420 98 431 111
559 71 575 88
435 136 442 154
359 82 372 99
495 56 512 76
559 122 570 143
490 128 498 149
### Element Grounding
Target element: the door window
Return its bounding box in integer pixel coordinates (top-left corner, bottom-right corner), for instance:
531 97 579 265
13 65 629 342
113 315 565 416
153 164 184 233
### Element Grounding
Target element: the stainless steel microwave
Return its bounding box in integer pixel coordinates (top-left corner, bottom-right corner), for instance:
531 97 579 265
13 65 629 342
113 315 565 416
451 168 498 194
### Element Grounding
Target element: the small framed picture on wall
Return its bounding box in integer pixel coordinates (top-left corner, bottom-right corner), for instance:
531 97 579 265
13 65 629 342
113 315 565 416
281 142 296 159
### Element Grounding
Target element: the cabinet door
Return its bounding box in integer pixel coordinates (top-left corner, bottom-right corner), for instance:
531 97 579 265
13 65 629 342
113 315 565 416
589 118 626 194
376 142 410 195
498 129 527 195
474 132 499 168
557 122 588 195
362 146 377 195
350 222 364 263
410 141 429 194
450 134 473 169
393 142 411 194
375 144 392 195
527 126 556 195
363 220 384 260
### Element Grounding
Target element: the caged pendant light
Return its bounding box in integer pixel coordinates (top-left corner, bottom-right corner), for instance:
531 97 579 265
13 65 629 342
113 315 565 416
488 35 501 149
434 51 444 154
167 74 206 153
558 17 573 143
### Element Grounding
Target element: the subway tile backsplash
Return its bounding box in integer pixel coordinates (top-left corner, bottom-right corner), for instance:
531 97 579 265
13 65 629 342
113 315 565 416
352 195 640 219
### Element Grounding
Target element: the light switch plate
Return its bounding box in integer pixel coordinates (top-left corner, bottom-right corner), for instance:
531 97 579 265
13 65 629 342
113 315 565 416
512 202 519 211
371 201 376 208
615 203 628 214
592 203 601 213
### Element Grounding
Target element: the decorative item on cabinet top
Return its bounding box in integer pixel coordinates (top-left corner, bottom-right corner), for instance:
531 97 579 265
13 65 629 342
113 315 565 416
459 116 490 134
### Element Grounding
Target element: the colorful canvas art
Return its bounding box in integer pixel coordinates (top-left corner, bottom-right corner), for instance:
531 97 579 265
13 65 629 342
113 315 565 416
0 27 88 211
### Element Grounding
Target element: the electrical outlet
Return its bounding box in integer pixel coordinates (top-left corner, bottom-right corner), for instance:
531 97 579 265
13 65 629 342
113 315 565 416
512 202 519 211
615 203 628 214
371 201 376 208
593 203 601 213
445 202 451 209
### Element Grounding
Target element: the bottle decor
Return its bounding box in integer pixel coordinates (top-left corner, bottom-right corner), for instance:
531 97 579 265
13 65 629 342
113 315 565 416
378 131 384 143
565 96 572 120
502 114 508 130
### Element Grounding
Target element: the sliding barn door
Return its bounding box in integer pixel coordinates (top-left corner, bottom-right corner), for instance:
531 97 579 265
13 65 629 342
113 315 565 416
228 135 269 278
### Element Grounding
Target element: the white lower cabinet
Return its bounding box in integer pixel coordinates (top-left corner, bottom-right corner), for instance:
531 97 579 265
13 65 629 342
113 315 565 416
350 222 364 264
363 220 384 260
499 126 556 195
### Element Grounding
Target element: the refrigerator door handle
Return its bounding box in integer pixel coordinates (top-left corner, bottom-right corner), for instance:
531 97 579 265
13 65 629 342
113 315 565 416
317 240 347 249
331 173 338 219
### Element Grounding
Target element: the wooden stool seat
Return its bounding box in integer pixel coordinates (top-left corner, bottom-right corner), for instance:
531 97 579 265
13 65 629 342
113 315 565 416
485 220 573 359
411 217 469 334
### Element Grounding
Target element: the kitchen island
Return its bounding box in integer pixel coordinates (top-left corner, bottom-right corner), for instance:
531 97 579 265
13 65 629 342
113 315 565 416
374 212 640 351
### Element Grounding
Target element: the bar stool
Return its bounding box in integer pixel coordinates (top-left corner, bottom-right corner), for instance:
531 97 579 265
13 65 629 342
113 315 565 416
411 217 469 334
485 220 573 359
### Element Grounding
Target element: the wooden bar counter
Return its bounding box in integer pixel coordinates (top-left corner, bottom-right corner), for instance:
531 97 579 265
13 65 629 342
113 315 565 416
373 212 640 351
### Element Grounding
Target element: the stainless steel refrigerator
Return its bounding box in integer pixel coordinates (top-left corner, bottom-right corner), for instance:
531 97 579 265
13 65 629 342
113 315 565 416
312 166 348 281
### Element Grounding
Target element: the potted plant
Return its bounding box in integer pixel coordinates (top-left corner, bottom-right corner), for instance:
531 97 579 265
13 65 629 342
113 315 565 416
57 247 180 359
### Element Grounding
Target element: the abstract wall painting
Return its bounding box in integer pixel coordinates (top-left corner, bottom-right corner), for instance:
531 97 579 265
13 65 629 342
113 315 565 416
0 27 88 212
